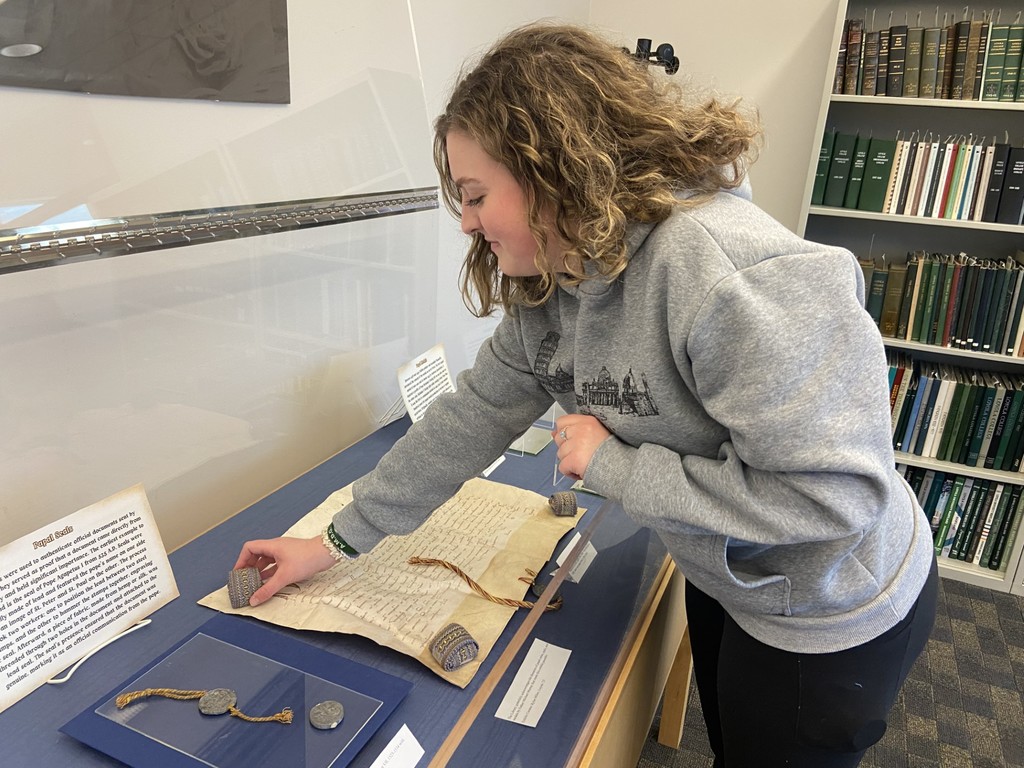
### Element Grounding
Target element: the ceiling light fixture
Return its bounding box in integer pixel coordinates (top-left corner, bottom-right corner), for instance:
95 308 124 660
1 43 43 58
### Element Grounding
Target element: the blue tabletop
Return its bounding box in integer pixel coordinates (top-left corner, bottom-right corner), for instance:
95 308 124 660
0 418 668 767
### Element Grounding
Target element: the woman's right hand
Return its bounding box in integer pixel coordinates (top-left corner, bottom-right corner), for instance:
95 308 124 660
233 535 339 606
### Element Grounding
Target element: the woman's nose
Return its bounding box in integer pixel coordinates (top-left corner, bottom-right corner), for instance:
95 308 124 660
460 208 479 236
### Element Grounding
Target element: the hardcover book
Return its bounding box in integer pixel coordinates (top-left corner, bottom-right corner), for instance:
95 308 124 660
843 133 873 208
950 20 973 99
902 26 925 96
857 136 898 212
811 129 837 206
919 26 942 97
887 24 910 96
822 131 859 207
995 146 1024 225
982 24 1011 100
1000 25 1024 101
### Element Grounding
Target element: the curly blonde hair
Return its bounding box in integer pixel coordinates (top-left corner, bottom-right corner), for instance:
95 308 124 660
433 22 762 316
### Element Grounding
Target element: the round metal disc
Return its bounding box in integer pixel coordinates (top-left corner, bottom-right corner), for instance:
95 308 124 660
309 699 345 730
198 688 237 716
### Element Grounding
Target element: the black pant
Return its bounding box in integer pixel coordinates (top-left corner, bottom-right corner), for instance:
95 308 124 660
685 558 938 768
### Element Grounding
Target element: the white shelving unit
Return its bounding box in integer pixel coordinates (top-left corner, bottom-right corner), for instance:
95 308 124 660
798 1 1024 595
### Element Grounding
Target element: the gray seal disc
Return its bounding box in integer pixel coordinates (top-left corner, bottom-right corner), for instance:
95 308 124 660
309 699 345 730
198 688 237 716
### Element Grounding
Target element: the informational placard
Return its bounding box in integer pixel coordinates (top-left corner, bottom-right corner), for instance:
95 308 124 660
494 639 571 727
0 485 178 714
396 344 455 422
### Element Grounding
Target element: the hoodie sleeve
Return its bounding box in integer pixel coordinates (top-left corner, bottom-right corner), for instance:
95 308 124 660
330 313 555 554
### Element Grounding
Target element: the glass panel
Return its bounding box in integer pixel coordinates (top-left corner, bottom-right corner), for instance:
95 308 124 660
97 633 383 768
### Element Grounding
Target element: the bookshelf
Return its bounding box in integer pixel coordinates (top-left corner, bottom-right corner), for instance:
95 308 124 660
798 1 1024 596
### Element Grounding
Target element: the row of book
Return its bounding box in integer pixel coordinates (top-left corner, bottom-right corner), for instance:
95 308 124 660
900 464 1023 569
866 252 1024 354
889 354 1024 472
812 131 1024 225
834 15 1024 101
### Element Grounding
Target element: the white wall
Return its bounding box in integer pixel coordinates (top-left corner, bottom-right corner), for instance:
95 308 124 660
410 0 592 376
590 0 843 231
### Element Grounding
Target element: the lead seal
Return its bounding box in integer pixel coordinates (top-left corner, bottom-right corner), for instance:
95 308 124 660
198 688 237 715
309 699 345 730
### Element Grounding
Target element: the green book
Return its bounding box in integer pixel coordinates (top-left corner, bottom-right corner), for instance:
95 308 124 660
995 381 1024 470
811 129 837 205
902 27 925 96
933 475 965 549
966 375 998 465
989 486 1024 569
983 264 1013 353
939 476 972 555
928 256 953 344
856 137 898 212
823 131 858 207
951 479 988 559
982 24 1011 100
979 486 1013 567
967 265 996 351
952 374 984 464
937 377 967 460
985 379 1017 468
843 133 872 208
1001 25 1024 102
940 372 972 461
866 263 889 325
916 256 943 342
895 254 920 338
970 483 1006 564
919 26 942 97
1004 389 1024 471
910 256 935 341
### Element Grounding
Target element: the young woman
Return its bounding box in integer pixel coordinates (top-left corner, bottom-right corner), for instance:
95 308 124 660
236 22 937 766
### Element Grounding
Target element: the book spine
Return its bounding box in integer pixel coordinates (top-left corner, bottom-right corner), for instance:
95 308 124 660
887 25 909 97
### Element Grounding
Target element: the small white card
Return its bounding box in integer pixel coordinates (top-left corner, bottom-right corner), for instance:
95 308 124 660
397 344 455 422
494 639 571 727
554 532 597 583
369 724 424 768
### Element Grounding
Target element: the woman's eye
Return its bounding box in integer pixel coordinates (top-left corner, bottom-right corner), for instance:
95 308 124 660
464 196 484 208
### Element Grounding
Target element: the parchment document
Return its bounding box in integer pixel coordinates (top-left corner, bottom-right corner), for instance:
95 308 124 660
199 478 580 686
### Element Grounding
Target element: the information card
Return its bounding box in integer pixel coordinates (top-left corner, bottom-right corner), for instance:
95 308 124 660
0 484 178 713
397 344 455 422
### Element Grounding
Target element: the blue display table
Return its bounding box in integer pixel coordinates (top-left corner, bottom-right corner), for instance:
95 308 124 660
0 418 689 767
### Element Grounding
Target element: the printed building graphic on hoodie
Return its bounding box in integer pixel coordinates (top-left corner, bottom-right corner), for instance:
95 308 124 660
533 331 658 416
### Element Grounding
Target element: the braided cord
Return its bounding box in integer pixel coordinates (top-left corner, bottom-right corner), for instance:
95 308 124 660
407 557 562 611
229 706 293 723
116 688 205 707
116 687 292 723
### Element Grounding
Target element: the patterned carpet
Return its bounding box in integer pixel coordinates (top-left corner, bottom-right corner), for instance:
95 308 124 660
637 578 1024 768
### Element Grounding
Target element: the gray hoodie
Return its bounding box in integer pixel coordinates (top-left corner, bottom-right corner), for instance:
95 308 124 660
335 190 935 654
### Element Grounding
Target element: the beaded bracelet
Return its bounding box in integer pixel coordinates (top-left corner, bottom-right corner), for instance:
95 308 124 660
322 522 359 560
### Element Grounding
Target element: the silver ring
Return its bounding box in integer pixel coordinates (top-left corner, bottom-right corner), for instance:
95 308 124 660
559 428 568 441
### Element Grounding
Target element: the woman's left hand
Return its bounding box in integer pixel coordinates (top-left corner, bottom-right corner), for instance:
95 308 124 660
552 414 611 480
